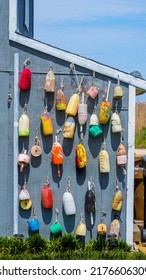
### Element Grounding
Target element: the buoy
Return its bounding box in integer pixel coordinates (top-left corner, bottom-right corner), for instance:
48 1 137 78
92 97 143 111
27 207 40 232
19 177 32 210
89 107 103 138
97 211 107 236
113 75 123 99
99 81 112 124
75 214 86 237
52 129 64 177
76 143 87 168
18 148 30 172
19 68 31 91
40 104 53 136
62 177 76 215
18 104 29 137
50 209 62 235
41 179 53 209
111 112 122 133
116 140 127 174
112 177 123 211
66 93 80 116
99 140 110 173
63 116 76 139
87 84 99 99
78 92 87 125
85 179 96 225
44 64 55 93
56 80 66 110
31 129 42 157
109 217 120 239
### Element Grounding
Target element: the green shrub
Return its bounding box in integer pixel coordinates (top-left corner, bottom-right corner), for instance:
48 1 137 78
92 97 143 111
25 233 48 254
0 234 145 260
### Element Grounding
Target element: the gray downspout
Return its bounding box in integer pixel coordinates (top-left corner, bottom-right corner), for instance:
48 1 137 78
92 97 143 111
13 53 19 235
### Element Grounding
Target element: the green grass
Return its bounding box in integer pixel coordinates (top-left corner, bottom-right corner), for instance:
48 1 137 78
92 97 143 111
135 127 146 148
0 233 145 260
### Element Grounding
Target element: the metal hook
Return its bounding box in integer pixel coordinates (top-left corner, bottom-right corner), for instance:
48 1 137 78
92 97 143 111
70 62 76 71
23 58 30 68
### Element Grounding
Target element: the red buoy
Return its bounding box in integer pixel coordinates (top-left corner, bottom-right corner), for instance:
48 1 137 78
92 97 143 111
41 181 53 209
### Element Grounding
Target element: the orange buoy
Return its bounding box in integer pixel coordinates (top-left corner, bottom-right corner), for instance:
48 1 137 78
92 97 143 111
52 130 64 177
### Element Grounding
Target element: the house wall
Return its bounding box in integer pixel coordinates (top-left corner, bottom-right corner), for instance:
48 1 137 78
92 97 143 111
9 41 129 241
0 0 130 242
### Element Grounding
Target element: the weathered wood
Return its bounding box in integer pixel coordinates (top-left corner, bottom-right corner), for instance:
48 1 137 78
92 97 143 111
133 223 141 242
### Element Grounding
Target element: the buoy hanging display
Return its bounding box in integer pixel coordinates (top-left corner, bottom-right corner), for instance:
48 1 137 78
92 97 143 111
50 209 62 235
19 177 32 210
44 63 55 93
52 129 64 177
41 179 53 209
65 93 80 116
19 60 31 91
18 148 30 172
75 214 86 237
99 80 112 124
40 104 53 136
62 177 76 215
18 104 29 137
76 143 87 168
85 179 96 225
113 75 123 99
56 79 66 110
98 140 110 173
112 177 123 211
27 206 40 232
31 129 42 157
116 139 127 174
63 116 75 139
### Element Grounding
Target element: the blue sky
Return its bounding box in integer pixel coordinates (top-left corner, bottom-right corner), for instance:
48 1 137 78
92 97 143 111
34 0 146 101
